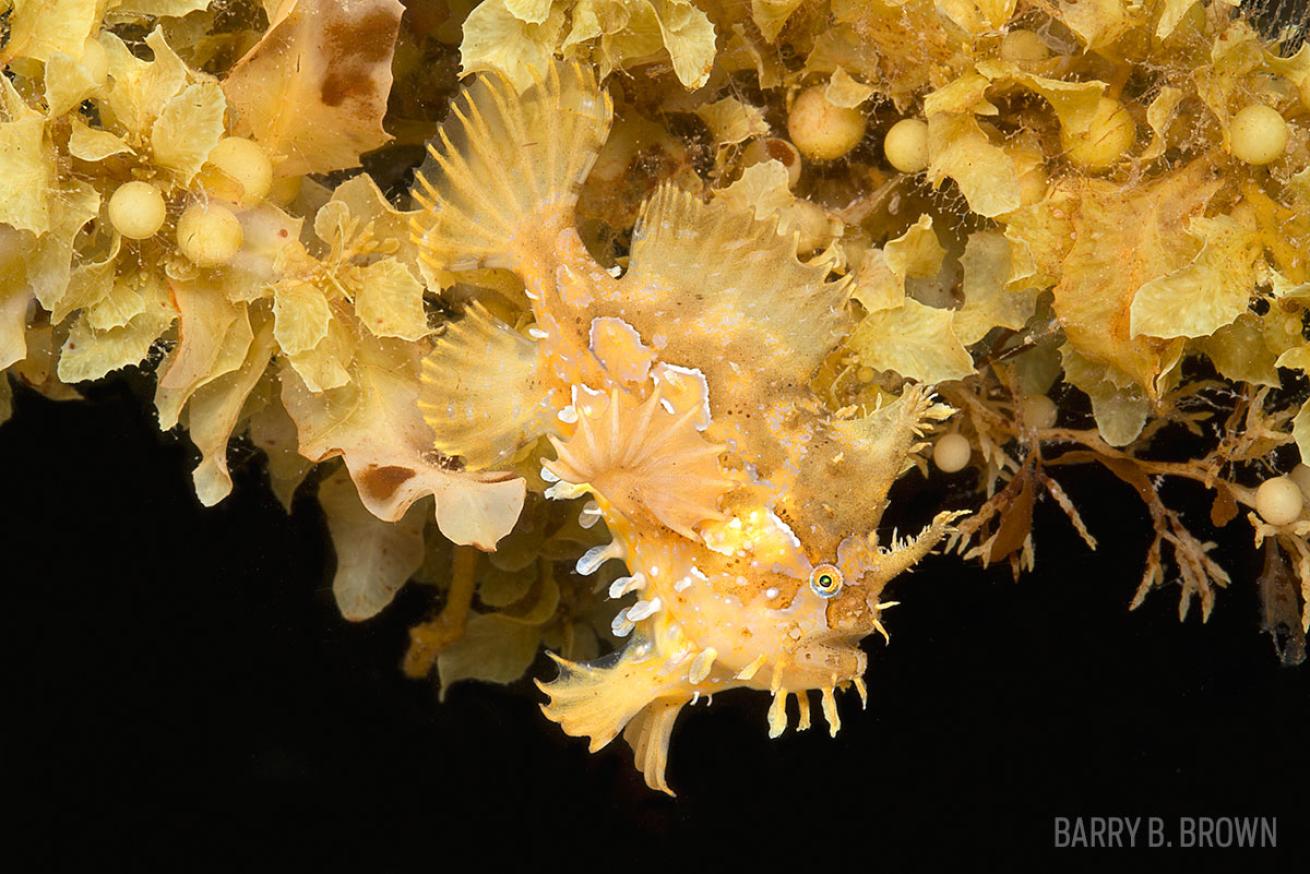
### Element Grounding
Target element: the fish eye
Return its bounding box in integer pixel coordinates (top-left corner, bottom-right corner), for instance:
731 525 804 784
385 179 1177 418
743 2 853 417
809 564 843 598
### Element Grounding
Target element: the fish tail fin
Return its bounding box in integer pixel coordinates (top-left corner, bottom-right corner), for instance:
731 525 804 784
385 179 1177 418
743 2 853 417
537 648 688 794
410 61 612 274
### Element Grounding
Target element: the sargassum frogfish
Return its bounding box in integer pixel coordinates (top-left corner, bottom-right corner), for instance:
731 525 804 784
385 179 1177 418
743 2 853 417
410 62 961 795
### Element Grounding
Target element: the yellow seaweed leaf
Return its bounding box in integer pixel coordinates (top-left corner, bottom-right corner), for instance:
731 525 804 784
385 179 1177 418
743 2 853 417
353 257 430 341
461 0 566 90
280 331 526 549
0 0 99 64
67 117 134 161
694 96 769 147
272 278 332 357
99 29 190 139
56 282 177 383
224 0 403 175
927 113 1020 217
44 42 109 117
0 78 54 235
1050 160 1220 394
849 297 974 384
186 312 277 505
320 465 427 621
751 0 806 42
648 0 715 89
151 80 227 182
437 611 542 691
953 231 1038 346
156 279 252 429
1130 208 1262 340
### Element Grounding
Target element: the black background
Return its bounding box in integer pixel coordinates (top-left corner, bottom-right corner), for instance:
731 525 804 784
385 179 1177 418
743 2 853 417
4 376 1308 870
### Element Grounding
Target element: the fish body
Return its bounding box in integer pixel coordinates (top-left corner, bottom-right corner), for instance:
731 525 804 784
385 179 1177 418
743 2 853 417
412 63 958 793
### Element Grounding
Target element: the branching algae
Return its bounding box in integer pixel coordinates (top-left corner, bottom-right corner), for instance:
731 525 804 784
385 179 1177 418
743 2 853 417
2 0 1310 794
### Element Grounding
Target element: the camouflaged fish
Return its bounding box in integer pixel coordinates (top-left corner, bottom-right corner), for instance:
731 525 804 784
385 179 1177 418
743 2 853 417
410 63 960 795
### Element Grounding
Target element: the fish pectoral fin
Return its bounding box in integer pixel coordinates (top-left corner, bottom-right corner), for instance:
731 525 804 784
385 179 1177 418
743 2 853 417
622 697 688 797
418 301 551 469
544 387 731 539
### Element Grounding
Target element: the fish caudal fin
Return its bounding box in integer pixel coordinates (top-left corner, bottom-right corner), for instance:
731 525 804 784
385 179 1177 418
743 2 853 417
410 62 613 274
537 649 689 793
418 302 552 469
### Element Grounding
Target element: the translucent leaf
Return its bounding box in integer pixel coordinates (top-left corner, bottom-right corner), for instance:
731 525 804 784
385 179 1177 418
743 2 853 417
1050 161 1219 394
353 258 429 340
885 214 946 280
825 66 874 109
923 71 997 117
45 43 109 117
649 0 715 89
151 80 227 182
100 29 190 138
1058 0 1132 50
0 226 30 369
437 612 542 692
849 297 974 384
1295 400 1310 467
1195 314 1278 388
460 0 566 91
1155 0 1200 39
0 0 99 64
272 279 332 356
85 271 156 332
67 118 134 161
186 313 277 505
694 96 769 147
750 0 805 42
28 181 100 313
0 106 54 235
975 60 1105 135
224 0 403 175
249 397 314 511
927 113 1020 218
1142 86 1184 161
57 286 177 383
504 0 554 24
280 331 526 549
1130 208 1262 340
1061 345 1150 447
320 466 426 621
953 231 1038 346
156 280 252 429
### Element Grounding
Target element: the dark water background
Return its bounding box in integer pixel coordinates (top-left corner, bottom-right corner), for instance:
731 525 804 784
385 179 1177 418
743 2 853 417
4 370 1309 869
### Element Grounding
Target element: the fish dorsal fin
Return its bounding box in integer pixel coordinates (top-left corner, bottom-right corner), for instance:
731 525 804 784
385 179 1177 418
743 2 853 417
410 62 613 274
610 185 853 386
418 302 553 470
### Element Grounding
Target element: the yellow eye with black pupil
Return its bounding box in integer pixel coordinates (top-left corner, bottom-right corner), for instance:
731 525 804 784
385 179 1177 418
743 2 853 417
809 564 843 598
